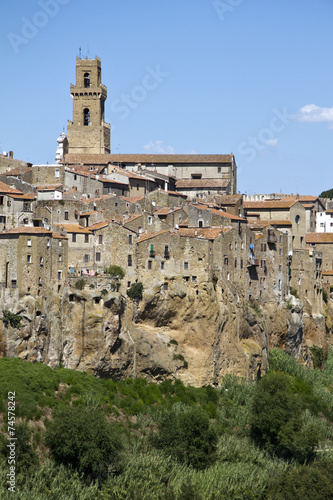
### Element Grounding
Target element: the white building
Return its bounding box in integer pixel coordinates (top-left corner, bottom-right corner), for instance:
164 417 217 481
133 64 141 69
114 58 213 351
316 209 333 232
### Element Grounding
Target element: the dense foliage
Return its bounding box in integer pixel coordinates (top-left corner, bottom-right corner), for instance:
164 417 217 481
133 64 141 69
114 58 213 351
127 282 143 300
106 265 125 279
0 350 332 498
319 187 333 198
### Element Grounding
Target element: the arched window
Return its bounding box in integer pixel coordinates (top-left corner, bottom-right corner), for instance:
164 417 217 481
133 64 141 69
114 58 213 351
83 108 90 126
84 73 90 88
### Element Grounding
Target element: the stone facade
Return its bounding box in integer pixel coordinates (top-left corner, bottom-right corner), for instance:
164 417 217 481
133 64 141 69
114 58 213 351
67 57 110 155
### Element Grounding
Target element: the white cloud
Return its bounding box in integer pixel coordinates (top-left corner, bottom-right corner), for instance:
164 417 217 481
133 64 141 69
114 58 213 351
295 104 333 124
143 140 175 154
265 138 279 147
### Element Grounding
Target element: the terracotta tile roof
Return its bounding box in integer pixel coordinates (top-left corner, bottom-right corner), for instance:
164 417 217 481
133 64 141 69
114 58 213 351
250 219 292 227
154 206 182 215
283 195 318 202
52 232 68 239
176 179 229 189
8 193 36 200
54 224 92 234
322 270 333 276
325 210 333 214
119 196 144 204
179 219 188 227
88 221 109 231
204 194 242 205
98 178 128 185
0 227 52 235
137 230 170 242
177 227 232 240
63 153 234 165
248 221 271 230
0 166 32 176
244 200 298 209
122 214 143 224
195 204 247 221
166 190 187 197
80 210 103 216
306 233 333 244
0 181 24 195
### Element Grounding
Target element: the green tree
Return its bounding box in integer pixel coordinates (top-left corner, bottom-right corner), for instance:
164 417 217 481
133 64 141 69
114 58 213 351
127 282 143 300
151 407 217 469
250 371 318 462
319 188 333 198
106 265 125 279
45 406 122 481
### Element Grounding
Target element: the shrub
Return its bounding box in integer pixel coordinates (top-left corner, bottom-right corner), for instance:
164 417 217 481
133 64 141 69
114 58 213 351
250 371 318 462
45 406 122 481
2 310 22 328
106 265 125 279
151 406 217 469
290 288 298 298
309 346 324 369
169 339 178 346
322 288 328 303
101 289 108 296
127 282 143 300
75 278 86 290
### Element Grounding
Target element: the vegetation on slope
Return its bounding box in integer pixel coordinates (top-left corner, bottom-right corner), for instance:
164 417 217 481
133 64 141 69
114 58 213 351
0 350 332 499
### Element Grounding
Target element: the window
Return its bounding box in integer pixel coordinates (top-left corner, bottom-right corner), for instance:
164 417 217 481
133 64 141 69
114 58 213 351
27 254 32 264
23 202 31 211
148 260 152 270
279 235 282 243
192 276 197 282
234 259 237 268
148 216 152 225
74 174 77 181
47 239 50 247
23 218 29 225
7 200 11 207
217 166 221 173
85 234 89 243
128 254 132 266
59 240 62 247
224 257 228 265
198 220 203 228
227 272 230 281
184 262 188 270
137 184 139 191
58 271 62 280
84 254 89 263
72 233 76 242
161 261 164 270
96 252 101 262
163 282 168 290
129 234 132 245
0 196 3 205
295 215 300 224
55 169 60 178
84 72 90 88
40 257 44 265
99 234 103 244
279 248 282 256
279 265 282 271
83 108 90 126
64 211 69 220
300 236 304 248
11 280 17 289
241 259 243 269
27 239 31 247
115 202 118 207
320 223 325 227
150 244 155 257
191 174 202 179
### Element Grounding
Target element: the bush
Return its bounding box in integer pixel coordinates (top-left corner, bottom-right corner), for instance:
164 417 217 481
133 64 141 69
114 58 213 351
323 288 328 303
250 371 318 462
75 278 86 290
45 406 122 481
106 265 125 279
2 310 22 328
127 282 143 300
151 407 217 469
290 288 298 298
309 346 325 369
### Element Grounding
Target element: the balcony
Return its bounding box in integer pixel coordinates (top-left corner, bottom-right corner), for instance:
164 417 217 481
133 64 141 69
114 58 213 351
149 250 155 258
247 257 259 267
164 250 170 259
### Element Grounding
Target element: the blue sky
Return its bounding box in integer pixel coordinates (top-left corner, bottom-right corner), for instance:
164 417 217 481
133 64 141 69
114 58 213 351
1 0 333 195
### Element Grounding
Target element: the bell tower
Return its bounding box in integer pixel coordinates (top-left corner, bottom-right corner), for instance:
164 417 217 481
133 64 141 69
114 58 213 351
67 56 111 155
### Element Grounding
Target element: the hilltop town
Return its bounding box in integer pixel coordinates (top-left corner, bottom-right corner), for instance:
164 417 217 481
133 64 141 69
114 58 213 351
0 56 331 384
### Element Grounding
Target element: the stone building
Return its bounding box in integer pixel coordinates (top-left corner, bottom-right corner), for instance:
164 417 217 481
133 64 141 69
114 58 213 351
54 223 93 273
67 57 111 155
0 182 36 229
289 248 322 314
0 227 68 297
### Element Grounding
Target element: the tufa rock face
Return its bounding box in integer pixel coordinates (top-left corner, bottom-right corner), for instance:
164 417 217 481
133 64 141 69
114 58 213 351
0 285 330 386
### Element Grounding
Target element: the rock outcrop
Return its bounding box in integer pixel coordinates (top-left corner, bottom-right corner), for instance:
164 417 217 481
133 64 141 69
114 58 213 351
0 282 331 386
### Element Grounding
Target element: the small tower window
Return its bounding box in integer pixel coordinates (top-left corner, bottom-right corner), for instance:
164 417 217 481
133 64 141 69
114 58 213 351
84 73 90 88
83 108 90 126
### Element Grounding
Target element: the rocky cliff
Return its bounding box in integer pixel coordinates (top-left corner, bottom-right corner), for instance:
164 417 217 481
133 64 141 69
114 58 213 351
0 282 331 386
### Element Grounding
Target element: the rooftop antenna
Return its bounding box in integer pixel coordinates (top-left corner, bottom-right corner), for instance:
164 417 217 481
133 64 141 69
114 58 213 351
79 46 81 58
